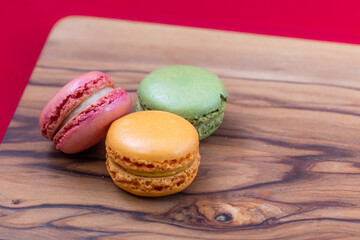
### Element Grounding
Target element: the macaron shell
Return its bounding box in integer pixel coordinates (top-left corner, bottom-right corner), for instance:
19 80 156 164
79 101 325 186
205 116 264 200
53 88 131 154
106 111 199 162
137 65 228 119
39 71 114 140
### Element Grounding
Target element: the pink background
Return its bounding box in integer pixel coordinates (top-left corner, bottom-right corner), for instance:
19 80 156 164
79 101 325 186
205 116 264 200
2 0 360 142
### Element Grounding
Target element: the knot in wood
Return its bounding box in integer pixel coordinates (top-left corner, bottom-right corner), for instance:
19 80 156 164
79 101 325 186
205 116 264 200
215 213 233 222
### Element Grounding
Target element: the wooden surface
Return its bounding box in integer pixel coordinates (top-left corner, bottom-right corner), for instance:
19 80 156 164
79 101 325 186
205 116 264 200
2 16 360 239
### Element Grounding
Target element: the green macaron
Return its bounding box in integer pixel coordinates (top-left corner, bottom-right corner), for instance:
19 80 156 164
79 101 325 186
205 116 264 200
136 65 228 140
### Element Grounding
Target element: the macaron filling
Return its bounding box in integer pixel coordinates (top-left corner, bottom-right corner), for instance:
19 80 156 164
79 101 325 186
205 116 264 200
119 160 194 177
106 146 198 177
195 112 224 136
55 86 113 135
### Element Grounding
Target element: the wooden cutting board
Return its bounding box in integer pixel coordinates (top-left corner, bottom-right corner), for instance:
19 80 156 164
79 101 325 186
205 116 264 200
1 16 360 239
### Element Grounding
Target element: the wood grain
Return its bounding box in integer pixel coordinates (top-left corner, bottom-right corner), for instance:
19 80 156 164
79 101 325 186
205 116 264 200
2 16 360 239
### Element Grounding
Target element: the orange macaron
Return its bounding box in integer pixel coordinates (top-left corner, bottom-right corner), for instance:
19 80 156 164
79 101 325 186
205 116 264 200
105 111 200 197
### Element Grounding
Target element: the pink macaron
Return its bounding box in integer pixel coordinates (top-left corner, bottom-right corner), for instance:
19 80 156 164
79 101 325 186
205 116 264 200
39 71 132 154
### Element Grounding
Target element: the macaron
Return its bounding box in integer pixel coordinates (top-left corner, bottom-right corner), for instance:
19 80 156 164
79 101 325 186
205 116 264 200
105 111 200 197
136 65 228 140
39 71 132 154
